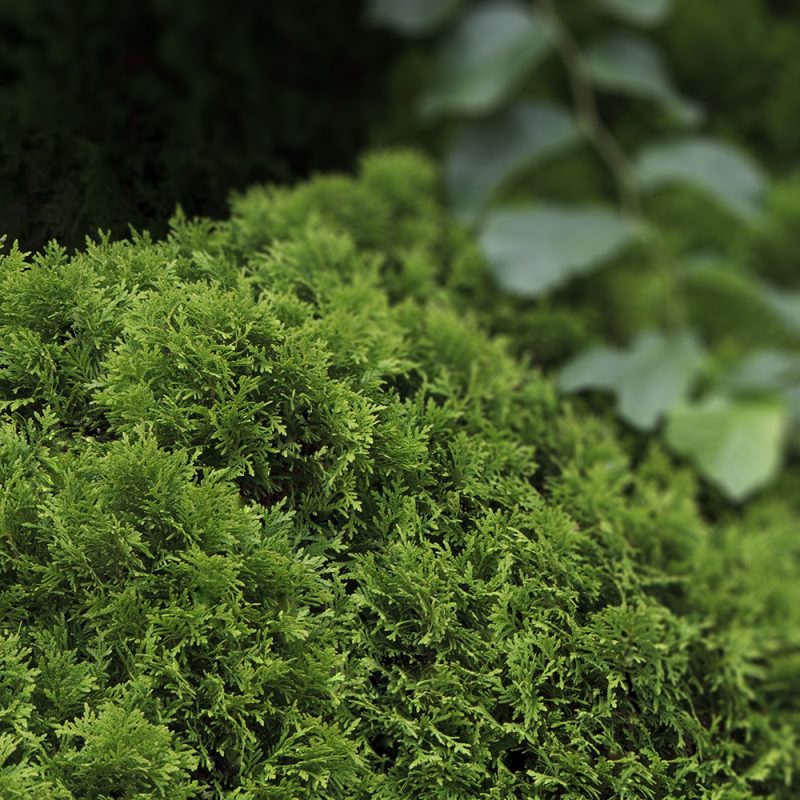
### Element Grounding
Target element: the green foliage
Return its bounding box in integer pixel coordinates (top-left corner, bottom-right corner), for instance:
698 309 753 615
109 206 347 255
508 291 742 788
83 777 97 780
369 0 800 499
583 32 699 124
445 100 580 220
479 205 640 297
662 0 800 166
665 396 789 499
741 173 800 287
368 0 464 36
49 703 198 799
596 0 673 27
559 330 704 431
634 137 765 220
418 2 554 119
0 153 798 797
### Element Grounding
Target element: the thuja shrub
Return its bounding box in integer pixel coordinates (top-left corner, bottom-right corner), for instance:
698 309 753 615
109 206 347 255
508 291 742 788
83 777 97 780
0 153 798 798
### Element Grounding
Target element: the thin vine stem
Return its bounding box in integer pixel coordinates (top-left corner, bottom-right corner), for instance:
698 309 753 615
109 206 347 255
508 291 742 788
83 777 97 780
537 0 641 218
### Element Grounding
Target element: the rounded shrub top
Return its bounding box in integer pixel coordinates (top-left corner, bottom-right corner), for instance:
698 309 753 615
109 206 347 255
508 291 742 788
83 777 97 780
0 152 797 798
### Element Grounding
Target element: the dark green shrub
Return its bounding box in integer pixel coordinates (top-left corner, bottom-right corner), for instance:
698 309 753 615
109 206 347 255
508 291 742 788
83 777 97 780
0 152 798 798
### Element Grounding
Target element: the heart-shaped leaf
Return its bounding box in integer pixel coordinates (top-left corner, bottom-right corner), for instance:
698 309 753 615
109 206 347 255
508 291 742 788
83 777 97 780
480 204 640 297
559 330 705 430
595 0 673 26
367 0 463 35
666 397 788 500
445 101 580 220
584 34 701 125
420 1 553 119
635 137 766 219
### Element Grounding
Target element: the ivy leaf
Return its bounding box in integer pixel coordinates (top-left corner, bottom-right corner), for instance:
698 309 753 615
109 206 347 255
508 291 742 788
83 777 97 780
445 101 580 220
666 397 788 500
760 285 800 335
595 0 673 26
635 137 766 219
420 1 553 119
367 0 462 35
559 330 705 430
480 204 640 297
724 350 800 422
584 35 701 125
725 350 800 393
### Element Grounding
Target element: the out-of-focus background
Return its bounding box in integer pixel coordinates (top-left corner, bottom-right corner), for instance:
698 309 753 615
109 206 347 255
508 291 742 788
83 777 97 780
0 0 397 250
2 0 800 500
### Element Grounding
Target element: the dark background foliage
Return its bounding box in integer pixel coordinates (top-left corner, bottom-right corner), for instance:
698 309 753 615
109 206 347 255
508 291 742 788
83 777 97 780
5 0 800 255
659 0 800 170
0 0 395 251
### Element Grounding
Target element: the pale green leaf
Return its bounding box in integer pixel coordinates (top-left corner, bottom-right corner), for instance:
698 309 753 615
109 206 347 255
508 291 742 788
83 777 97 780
725 350 800 422
367 0 462 35
666 397 788 500
480 204 640 297
595 0 673 26
584 34 701 125
760 285 800 334
559 330 705 430
445 101 580 219
726 350 800 393
635 137 766 219
420 1 553 119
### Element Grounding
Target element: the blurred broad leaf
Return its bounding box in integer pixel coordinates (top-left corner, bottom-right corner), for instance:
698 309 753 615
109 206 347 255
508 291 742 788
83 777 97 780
559 330 704 430
760 285 800 334
480 204 639 297
725 350 800 422
595 0 673 26
445 101 580 220
367 0 462 35
635 137 766 219
726 350 800 393
666 397 788 500
420 1 553 119
584 34 701 125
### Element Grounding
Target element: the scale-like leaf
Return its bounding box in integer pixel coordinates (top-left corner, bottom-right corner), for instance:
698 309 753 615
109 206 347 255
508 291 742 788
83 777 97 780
367 0 462 35
480 204 640 297
445 101 580 219
584 34 700 125
420 1 553 118
635 137 766 219
559 330 704 430
595 0 673 26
